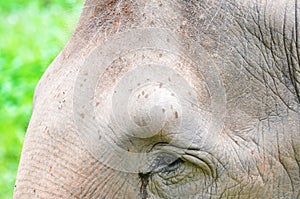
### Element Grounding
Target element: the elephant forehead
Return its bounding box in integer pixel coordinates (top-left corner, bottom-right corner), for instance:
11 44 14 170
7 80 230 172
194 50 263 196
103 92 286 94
72 28 228 173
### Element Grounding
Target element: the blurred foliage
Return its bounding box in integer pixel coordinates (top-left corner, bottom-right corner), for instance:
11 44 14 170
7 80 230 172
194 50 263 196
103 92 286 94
0 0 82 198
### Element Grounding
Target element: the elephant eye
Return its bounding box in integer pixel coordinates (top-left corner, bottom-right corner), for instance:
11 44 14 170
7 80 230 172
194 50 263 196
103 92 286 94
154 155 186 181
145 151 217 198
146 153 184 174
162 158 183 171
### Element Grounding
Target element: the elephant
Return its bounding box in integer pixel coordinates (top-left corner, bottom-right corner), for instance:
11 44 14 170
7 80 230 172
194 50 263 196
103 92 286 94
14 0 300 198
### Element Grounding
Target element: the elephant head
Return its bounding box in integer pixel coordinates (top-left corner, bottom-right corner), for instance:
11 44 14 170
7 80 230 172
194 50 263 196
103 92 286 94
15 0 300 198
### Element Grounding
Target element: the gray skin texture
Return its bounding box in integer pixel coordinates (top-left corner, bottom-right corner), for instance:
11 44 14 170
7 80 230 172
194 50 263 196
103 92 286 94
14 0 300 198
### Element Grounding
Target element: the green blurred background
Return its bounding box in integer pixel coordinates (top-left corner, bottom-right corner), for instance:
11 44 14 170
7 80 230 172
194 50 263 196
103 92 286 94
0 0 82 198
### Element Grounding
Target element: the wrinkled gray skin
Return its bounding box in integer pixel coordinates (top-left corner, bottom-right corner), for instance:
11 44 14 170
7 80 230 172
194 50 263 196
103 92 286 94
15 0 300 198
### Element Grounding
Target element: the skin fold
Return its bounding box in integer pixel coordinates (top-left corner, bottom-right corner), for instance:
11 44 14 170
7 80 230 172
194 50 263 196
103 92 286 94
14 0 299 198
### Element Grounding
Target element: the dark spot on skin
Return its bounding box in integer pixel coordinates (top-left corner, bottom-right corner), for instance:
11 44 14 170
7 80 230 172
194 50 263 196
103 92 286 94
124 4 130 15
167 38 170 43
96 102 100 106
145 94 149 98
162 108 165 113
171 93 175 96
174 111 178 119
33 189 36 193
139 172 150 199
104 0 117 8
49 166 52 172
14 185 16 188
137 83 141 86
114 19 119 26
142 91 145 95
168 77 171 82
80 113 85 119
159 83 163 88
159 53 163 58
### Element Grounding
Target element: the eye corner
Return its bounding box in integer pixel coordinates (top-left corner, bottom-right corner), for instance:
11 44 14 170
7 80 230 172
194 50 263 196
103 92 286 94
138 171 151 179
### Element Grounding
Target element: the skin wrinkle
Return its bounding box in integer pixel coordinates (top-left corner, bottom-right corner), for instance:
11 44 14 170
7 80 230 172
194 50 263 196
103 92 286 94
80 162 112 197
224 135 263 186
284 116 300 192
291 142 300 179
177 0 294 194
224 1 296 195
279 2 299 101
267 23 295 90
238 35 296 111
293 0 300 101
235 7 298 110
